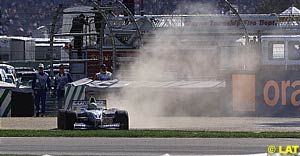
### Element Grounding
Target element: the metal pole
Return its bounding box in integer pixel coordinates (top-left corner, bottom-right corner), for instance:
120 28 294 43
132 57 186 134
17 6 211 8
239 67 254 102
140 0 144 16
91 0 117 72
224 0 249 45
85 17 88 52
94 0 104 67
50 5 63 77
98 10 104 66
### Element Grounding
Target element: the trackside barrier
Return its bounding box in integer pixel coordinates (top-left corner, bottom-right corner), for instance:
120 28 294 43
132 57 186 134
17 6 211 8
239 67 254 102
0 89 12 117
255 70 300 116
232 69 300 117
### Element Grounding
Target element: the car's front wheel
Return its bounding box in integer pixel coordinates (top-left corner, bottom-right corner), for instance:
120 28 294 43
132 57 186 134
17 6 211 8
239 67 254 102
57 109 77 130
114 110 129 130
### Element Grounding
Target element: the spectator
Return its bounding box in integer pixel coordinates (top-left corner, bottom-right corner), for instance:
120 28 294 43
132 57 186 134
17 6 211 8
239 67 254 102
32 63 51 117
95 64 112 81
70 14 87 59
54 64 73 109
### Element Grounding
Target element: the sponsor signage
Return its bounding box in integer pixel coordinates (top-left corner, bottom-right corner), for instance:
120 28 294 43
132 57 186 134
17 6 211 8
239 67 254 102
263 80 300 107
256 70 300 116
184 15 278 31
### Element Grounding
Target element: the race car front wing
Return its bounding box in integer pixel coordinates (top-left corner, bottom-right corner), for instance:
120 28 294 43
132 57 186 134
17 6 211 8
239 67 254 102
74 122 121 130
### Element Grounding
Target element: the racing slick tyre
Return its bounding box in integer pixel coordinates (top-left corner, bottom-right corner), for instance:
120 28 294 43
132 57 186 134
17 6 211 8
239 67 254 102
57 109 77 130
65 111 77 130
57 109 66 130
114 110 129 130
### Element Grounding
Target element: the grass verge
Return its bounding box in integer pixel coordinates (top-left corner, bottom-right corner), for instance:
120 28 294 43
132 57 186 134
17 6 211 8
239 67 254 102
0 129 300 138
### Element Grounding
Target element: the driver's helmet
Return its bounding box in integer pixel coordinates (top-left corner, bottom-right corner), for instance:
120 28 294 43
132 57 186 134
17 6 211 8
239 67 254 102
88 102 97 110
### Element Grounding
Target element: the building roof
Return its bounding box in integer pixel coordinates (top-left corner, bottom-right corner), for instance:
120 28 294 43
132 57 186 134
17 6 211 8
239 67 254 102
280 6 300 16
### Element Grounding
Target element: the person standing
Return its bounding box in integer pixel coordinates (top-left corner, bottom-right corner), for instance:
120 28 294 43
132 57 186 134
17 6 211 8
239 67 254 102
54 64 73 109
95 64 112 81
32 63 51 117
70 14 87 59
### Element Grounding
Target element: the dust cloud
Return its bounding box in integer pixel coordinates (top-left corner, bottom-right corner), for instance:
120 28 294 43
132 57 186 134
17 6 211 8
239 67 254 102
97 2 260 125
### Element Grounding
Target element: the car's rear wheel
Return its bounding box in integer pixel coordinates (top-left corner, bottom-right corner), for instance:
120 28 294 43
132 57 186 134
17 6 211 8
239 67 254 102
114 110 129 130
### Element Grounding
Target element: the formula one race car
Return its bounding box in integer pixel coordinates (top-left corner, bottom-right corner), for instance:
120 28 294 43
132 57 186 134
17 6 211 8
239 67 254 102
57 97 129 130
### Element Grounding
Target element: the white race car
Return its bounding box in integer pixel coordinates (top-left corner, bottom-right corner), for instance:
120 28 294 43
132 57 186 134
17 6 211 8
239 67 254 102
57 98 129 130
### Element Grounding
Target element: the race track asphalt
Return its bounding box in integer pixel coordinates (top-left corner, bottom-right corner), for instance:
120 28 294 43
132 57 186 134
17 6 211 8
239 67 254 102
1 117 300 155
0 137 294 155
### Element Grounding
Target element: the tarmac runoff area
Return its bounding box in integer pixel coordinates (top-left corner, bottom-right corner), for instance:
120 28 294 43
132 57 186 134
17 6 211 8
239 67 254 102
1 117 300 131
0 137 291 155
